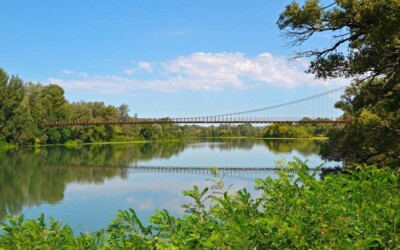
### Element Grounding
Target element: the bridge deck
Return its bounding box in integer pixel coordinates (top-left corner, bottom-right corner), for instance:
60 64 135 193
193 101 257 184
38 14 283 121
42 119 349 127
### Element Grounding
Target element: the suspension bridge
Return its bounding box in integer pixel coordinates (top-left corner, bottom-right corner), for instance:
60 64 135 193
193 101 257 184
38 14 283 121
43 86 348 127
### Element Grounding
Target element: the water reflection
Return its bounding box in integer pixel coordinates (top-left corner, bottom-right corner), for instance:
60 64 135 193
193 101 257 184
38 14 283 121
199 138 324 156
263 139 324 156
208 139 255 151
0 139 326 223
0 142 185 220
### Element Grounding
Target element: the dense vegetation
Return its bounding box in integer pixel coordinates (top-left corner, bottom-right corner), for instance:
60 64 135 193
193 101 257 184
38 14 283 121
0 160 398 249
263 122 331 138
278 0 400 167
0 68 332 146
0 69 174 145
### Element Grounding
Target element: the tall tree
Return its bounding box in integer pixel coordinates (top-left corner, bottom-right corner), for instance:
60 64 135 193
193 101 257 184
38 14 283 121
0 68 26 144
26 84 70 144
278 0 400 167
118 104 130 121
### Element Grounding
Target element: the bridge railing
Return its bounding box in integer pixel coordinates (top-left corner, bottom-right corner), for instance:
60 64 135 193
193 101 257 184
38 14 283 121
42 117 350 127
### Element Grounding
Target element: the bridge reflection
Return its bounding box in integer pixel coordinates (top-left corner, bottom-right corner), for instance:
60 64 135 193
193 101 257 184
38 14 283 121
41 164 319 181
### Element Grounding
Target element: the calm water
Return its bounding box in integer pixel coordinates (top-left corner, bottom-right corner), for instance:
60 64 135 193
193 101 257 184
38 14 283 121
0 139 337 233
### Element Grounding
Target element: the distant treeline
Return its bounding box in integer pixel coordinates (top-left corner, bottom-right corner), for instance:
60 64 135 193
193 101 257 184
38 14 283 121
0 68 333 146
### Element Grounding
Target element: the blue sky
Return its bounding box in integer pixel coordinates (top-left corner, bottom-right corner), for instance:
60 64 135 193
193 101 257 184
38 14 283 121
0 0 348 118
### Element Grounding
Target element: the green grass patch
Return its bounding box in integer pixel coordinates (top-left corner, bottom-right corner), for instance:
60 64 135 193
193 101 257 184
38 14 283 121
63 140 80 148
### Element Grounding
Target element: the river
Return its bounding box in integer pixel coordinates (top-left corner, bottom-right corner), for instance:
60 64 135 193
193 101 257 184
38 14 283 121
0 139 338 233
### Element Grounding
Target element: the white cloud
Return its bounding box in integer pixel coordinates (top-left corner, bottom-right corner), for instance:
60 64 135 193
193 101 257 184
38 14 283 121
66 174 259 214
125 61 153 75
138 61 153 71
61 69 88 77
50 52 348 95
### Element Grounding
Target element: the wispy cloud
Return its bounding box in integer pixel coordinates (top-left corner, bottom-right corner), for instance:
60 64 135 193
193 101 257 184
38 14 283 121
49 52 348 95
125 61 153 75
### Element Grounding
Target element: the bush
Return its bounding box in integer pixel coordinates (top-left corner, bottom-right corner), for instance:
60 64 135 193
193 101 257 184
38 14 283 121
1 159 399 249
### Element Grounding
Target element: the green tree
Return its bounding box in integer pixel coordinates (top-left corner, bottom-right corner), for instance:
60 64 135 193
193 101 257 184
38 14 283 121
40 85 70 144
7 97 37 145
322 83 400 165
237 123 255 137
140 125 163 141
25 83 71 144
118 104 130 121
67 102 121 143
0 68 27 144
278 0 400 167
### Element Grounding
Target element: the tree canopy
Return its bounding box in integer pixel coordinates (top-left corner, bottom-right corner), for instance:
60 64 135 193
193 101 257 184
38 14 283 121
278 0 400 81
278 0 400 167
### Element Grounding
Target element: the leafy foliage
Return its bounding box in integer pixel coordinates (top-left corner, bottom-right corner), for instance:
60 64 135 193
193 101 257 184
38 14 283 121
1 160 398 249
263 121 332 138
0 70 27 145
278 0 400 80
320 79 400 166
278 0 400 167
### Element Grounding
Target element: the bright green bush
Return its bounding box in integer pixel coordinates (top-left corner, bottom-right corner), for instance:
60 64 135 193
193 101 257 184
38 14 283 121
1 159 399 249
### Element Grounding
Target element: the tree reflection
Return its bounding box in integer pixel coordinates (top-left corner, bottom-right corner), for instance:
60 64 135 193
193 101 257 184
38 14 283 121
0 141 185 220
198 138 323 156
0 139 323 220
262 139 324 157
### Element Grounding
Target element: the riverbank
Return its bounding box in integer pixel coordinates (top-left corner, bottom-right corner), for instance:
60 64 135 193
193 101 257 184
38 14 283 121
0 136 329 149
